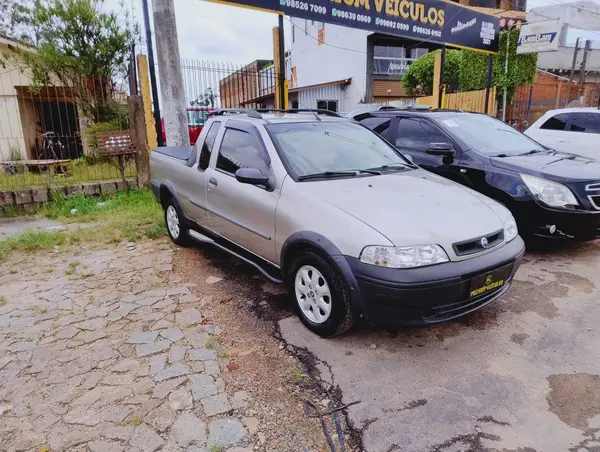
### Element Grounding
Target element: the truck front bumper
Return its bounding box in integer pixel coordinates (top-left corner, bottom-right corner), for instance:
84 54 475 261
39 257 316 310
345 236 525 326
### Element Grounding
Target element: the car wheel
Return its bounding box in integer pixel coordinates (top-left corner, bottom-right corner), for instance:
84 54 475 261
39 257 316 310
288 251 355 337
164 198 191 246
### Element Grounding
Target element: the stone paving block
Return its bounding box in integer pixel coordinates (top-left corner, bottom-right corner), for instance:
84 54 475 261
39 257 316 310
204 360 220 376
189 348 217 361
170 411 207 447
168 387 193 411
118 302 139 317
189 374 218 401
31 187 49 203
102 425 134 441
89 440 124 452
200 324 222 336
136 340 171 357
103 405 133 424
232 391 249 410
111 358 141 373
169 345 187 364
76 318 107 331
184 329 210 348
127 331 159 344
176 308 203 327
153 362 187 382
150 319 172 330
166 286 190 296
160 327 184 342
146 404 176 433
242 416 259 435
129 425 164 452
149 354 166 375
202 393 232 417
82 183 101 196
63 406 102 426
100 181 118 195
152 376 187 399
208 419 247 447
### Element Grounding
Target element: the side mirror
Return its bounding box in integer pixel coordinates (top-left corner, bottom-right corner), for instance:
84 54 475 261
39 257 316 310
426 142 455 157
235 168 269 187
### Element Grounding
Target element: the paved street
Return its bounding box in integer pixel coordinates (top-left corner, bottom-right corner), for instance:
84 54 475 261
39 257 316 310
280 241 600 451
0 239 316 452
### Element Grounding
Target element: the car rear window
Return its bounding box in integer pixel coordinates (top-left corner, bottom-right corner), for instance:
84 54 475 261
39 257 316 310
540 113 569 131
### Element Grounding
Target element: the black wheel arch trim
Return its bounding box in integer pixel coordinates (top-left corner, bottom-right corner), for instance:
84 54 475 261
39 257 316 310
280 231 366 315
158 181 184 210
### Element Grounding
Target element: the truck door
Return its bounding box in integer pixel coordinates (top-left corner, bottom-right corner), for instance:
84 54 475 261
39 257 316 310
204 120 278 263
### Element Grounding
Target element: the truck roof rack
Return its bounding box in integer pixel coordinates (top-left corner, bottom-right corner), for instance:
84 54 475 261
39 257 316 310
255 108 341 122
211 108 263 119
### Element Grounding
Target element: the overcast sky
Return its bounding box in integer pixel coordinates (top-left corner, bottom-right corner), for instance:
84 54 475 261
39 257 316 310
108 0 599 64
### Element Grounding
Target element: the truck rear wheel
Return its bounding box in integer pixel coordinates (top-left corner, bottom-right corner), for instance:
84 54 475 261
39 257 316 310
163 198 191 246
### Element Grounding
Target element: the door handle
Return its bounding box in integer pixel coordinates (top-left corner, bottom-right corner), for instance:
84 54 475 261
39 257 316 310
208 177 218 187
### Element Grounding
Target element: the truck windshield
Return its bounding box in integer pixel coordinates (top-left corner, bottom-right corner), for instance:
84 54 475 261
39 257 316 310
188 110 211 127
437 114 545 157
267 121 412 179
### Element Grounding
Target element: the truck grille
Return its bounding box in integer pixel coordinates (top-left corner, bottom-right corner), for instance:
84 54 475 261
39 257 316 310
586 183 600 211
453 229 504 257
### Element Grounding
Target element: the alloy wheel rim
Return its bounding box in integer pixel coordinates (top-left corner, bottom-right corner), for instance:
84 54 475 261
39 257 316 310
294 265 332 324
166 205 180 239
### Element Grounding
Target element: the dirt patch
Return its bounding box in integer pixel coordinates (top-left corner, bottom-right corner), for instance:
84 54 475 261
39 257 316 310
503 280 564 319
510 333 529 345
547 373 600 430
546 270 595 294
172 245 357 450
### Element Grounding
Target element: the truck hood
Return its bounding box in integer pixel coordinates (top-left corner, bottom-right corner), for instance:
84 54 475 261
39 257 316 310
490 150 600 181
301 169 508 248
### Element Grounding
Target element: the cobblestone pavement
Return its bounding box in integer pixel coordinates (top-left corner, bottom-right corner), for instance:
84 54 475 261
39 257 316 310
0 241 257 452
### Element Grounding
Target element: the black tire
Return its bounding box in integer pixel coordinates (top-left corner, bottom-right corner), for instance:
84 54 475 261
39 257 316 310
287 250 355 337
163 197 191 246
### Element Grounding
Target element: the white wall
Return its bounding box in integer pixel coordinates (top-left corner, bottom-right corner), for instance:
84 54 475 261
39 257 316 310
528 1 600 31
289 18 369 110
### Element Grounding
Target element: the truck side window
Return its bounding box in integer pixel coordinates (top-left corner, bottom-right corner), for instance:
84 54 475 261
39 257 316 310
396 119 445 150
540 114 569 131
198 121 221 171
216 128 270 177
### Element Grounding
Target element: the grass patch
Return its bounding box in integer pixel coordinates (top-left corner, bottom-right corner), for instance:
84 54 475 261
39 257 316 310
0 297 7 307
287 365 307 384
204 337 219 350
121 415 143 427
217 349 229 359
0 189 166 261
29 305 48 314
210 446 226 452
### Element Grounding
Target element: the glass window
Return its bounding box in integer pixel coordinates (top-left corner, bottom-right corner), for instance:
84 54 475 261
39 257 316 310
267 122 412 178
188 110 211 127
540 113 569 131
396 119 446 150
317 100 338 112
198 121 221 171
436 114 543 156
374 45 406 59
216 128 270 177
568 112 600 133
359 117 391 138
411 48 428 59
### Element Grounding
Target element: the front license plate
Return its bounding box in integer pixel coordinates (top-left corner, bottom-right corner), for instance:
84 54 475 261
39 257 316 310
469 264 513 298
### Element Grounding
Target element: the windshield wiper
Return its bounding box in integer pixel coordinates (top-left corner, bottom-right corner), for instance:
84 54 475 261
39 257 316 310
518 149 544 156
298 171 359 181
366 162 412 172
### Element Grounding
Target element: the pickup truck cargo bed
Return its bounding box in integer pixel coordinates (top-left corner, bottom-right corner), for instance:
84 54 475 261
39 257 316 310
153 146 195 167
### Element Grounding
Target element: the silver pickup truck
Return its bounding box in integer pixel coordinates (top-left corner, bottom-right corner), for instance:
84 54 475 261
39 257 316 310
150 109 525 337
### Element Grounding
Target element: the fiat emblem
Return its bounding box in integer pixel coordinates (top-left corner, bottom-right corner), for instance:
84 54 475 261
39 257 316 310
480 237 489 248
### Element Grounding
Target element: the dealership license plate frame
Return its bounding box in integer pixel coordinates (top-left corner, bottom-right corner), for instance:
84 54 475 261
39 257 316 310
469 264 513 298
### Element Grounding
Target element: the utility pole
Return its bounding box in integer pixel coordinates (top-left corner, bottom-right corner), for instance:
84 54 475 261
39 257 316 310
566 37 581 107
278 14 287 110
439 45 446 109
141 0 164 146
579 39 592 86
152 0 189 146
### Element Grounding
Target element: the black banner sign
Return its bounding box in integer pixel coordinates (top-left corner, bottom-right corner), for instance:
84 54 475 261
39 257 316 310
213 0 500 53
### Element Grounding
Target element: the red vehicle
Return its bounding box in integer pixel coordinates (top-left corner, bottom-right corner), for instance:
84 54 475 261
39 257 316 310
161 107 215 145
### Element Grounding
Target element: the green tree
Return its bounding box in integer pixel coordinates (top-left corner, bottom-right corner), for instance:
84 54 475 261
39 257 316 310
2 0 137 120
191 88 216 108
460 29 538 104
402 49 461 96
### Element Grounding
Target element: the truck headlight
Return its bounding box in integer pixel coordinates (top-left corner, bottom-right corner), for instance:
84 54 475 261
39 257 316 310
504 217 518 242
521 174 579 209
360 245 449 269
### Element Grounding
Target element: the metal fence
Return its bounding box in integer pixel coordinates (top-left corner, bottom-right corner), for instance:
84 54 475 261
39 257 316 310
180 59 281 110
0 49 136 190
